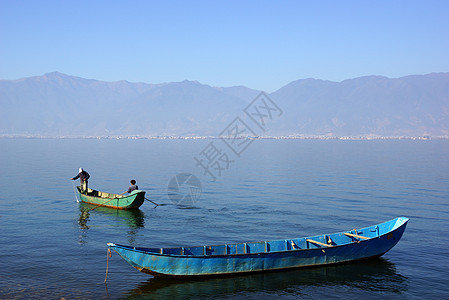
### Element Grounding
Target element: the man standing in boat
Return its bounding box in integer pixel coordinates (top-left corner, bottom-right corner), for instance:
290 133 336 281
71 168 90 194
121 179 138 195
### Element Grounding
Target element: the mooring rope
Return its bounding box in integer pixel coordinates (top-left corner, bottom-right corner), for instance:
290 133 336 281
104 248 112 283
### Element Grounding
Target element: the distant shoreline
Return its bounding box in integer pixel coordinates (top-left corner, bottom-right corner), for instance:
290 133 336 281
1 135 448 140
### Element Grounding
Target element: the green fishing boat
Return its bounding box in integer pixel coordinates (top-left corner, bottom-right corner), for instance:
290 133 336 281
76 186 145 209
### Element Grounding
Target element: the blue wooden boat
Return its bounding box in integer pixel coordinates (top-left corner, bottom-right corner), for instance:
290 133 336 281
107 217 408 277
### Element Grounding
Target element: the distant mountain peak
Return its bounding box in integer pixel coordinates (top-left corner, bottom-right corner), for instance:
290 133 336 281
175 79 204 87
182 79 201 84
44 71 67 77
38 72 95 85
42 72 79 80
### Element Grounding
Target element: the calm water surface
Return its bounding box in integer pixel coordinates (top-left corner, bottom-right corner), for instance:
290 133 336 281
0 139 448 299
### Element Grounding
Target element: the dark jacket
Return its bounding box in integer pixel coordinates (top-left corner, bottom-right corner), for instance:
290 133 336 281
127 184 138 193
73 170 90 182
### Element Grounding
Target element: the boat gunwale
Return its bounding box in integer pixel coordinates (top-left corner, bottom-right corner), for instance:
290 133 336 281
77 186 145 200
109 217 408 258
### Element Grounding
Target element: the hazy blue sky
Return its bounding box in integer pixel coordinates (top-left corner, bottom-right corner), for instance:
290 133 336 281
1 0 448 91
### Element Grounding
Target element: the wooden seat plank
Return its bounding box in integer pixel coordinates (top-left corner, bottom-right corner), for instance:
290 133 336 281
306 239 333 247
344 232 370 240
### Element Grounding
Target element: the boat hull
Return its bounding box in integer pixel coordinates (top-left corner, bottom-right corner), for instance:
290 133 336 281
77 186 145 209
108 217 408 277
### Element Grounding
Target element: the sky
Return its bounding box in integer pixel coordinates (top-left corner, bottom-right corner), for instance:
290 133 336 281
1 0 448 92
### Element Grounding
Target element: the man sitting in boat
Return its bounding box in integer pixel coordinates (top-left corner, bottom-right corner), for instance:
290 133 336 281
121 180 138 195
71 168 90 194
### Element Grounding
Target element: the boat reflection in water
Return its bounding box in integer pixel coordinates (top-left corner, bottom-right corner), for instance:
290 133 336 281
77 203 145 245
124 258 408 299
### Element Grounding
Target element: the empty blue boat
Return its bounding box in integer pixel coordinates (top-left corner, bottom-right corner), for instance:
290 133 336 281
107 217 408 277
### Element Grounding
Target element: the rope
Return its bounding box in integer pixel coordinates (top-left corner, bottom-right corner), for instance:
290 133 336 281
72 181 80 203
104 248 112 283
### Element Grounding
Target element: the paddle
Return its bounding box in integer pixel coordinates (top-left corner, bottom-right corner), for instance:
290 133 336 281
145 197 159 207
90 197 118 211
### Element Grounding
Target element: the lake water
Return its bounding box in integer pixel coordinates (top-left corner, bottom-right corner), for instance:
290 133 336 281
1 138 448 299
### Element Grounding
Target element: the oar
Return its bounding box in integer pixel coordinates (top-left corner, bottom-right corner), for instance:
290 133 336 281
145 197 159 207
90 197 118 211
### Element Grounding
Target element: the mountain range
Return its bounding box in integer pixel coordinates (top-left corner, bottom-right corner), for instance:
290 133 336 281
1 72 448 138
